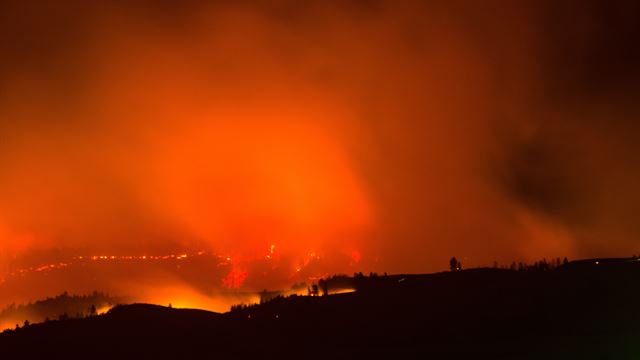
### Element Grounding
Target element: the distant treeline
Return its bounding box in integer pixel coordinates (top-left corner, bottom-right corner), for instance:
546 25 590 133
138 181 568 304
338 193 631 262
234 256 582 312
1 291 126 331
490 257 570 271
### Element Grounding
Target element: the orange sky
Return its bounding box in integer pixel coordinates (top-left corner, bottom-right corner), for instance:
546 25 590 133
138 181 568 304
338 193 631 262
1 1 639 303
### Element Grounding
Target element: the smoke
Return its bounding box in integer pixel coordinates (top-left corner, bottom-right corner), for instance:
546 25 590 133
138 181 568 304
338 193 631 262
0 0 639 293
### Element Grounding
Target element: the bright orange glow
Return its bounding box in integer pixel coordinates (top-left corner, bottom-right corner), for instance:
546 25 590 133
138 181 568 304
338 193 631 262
2 1 632 313
350 250 362 264
134 283 259 312
330 288 356 295
95 305 113 315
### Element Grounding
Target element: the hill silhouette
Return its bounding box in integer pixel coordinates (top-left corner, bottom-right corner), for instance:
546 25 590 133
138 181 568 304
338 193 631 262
1 259 639 358
0 291 126 328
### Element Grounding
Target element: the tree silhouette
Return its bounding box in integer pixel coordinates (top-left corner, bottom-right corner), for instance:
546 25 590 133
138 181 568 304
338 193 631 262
450 257 459 271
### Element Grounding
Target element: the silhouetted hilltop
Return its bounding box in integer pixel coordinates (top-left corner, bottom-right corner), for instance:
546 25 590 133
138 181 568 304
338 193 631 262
2 259 640 358
0 291 125 329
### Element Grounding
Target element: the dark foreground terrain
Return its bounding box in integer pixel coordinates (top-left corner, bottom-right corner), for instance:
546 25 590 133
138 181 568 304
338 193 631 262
2 259 640 359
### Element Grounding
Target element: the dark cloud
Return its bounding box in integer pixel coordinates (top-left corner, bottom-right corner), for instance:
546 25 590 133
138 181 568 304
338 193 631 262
539 0 640 103
499 0 640 257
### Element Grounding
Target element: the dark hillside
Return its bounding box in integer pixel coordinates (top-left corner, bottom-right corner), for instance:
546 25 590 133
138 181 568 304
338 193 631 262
2 260 640 358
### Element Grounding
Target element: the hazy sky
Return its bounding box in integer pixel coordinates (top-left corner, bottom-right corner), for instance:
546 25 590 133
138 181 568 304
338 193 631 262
1 0 639 278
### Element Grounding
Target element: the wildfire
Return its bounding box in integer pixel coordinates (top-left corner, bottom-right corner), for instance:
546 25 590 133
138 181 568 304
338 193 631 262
1 244 365 294
0 262 70 284
223 270 248 289
0 251 224 285
78 253 207 262
95 305 113 315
